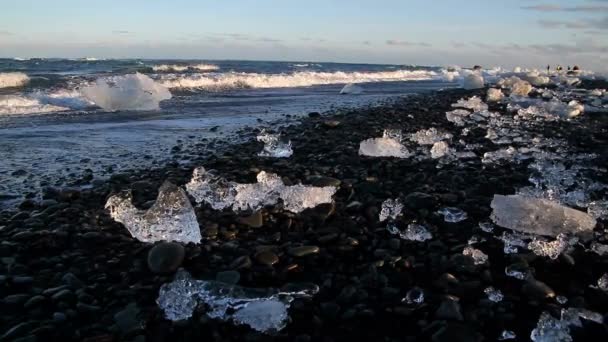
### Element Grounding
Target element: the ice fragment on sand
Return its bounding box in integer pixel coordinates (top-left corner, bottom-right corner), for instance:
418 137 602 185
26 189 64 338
499 330 516 340
527 233 576 259
499 231 529 254
388 223 432 242
597 273 608 291
556 296 568 305
452 96 488 112
462 246 488 265
490 195 596 237
82 73 171 111
340 83 363 94
359 130 410 158
510 80 533 97
437 207 467 223
445 109 470 126
410 128 452 145
462 72 484 90
530 312 572 342
487 88 504 102
587 201 608 219
561 308 604 327
105 182 202 244
505 265 527 280
482 147 518 164
478 221 494 233
379 198 403 222
430 141 451 159
403 287 424 304
157 270 318 332
186 168 337 213
484 287 504 302
256 130 293 158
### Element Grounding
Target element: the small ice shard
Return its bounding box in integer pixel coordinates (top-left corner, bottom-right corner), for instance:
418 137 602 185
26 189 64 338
561 308 604 327
481 147 518 164
430 141 452 159
597 273 608 291
490 195 596 237
379 198 403 222
505 265 527 280
437 207 467 223
499 231 529 254
383 129 403 141
186 168 337 213
340 83 363 94
556 296 568 305
462 72 484 90
498 330 516 340
403 287 424 304
587 200 608 219
359 131 411 158
590 89 605 97
510 80 533 97
256 130 293 158
590 242 608 256
527 233 576 260
105 182 202 244
484 286 504 302
157 270 318 332
452 96 489 112
487 88 504 102
462 246 488 265
467 235 485 245
410 128 453 145
478 221 494 233
388 223 433 242
445 109 470 126
530 312 572 342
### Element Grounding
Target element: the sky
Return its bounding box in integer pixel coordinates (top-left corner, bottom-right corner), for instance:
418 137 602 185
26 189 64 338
0 0 607 70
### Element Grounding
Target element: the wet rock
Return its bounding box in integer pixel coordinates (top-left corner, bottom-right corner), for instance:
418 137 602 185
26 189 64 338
323 120 341 128
288 246 320 257
113 302 141 334
216 271 240 285
254 250 280 266
61 273 84 289
432 323 482 342
522 279 556 299
238 211 263 228
435 298 463 321
1 321 38 340
147 242 185 274
308 176 341 188
230 255 252 269
404 192 436 210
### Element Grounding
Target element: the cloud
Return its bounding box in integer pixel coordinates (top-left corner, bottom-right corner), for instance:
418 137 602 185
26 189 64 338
522 4 608 12
537 16 608 30
362 41 371 45
386 39 431 47
112 30 131 35
0 30 13 35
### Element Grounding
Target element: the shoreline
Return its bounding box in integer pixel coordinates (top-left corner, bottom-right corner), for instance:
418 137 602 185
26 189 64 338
1 85 608 341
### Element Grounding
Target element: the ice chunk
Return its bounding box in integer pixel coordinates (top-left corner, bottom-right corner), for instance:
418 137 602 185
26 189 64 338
462 246 488 265
481 147 518 164
445 109 470 126
478 221 494 233
359 137 410 158
437 207 467 222
590 89 605 97
487 88 504 102
462 72 484 90
598 273 608 291
590 242 608 256
105 182 202 244
530 312 572 342
388 223 432 241
82 73 172 111
556 296 568 305
379 198 403 222
505 265 527 280
527 233 576 259
510 80 533 97
0 72 30 89
499 231 530 254
452 96 489 112
430 141 452 159
499 330 516 340
340 83 363 94
383 129 403 141
484 287 504 302
157 269 318 332
186 168 337 213
561 308 604 327
403 287 424 304
410 128 453 145
490 195 596 237
256 130 293 158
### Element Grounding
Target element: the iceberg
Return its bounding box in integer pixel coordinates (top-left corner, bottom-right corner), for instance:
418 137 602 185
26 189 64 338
157 269 318 332
256 130 293 158
105 182 202 244
490 195 596 237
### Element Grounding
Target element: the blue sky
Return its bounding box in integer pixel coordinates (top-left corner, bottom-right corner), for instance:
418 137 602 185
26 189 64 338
0 0 607 70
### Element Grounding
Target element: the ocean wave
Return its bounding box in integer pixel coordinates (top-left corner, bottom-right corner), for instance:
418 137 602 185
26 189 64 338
0 72 30 89
152 64 220 72
159 69 437 90
0 95 71 115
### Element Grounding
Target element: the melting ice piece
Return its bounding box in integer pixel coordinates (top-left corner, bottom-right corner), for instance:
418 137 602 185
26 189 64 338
445 109 471 126
379 198 403 222
463 246 488 265
410 128 453 145
383 129 403 141
256 130 293 158
587 201 608 219
510 80 533 97
530 312 572 342
478 221 495 233
556 296 568 305
452 96 489 112
505 265 527 280
481 147 519 164
359 136 410 158
484 286 504 302
340 83 363 94
388 223 432 242
430 141 452 159
590 242 608 256
462 72 484 90
403 287 424 304
157 270 318 332
597 273 608 291
279 183 337 213
527 233 576 260
437 207 468 223
499 330 516 340
82 73 172 111
487 88 504 102
561 308 604 327
186 167 237 210
499 231 530 254
105 182 202 244
490 195 596 237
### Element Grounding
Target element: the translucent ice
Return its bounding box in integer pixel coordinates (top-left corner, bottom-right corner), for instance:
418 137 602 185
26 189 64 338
256 130 293 158
383 129 403 141
445 109 471 126
462 72 484 90
186 168 337 213
499 330 516 340
462 246 488 265
598 273 608 291
527 233 576 260
452 96 488 112
530 312 572 342
379 198 403 222
484 286 504 302
481 147 518 164
157 269 318 332
340 83 363 94
403 287 424 304
388 223 432 242
590 242 608 256
505 265 527 280
490 195 596 237
487 88 504 102
556 296 568 305
105 182 202 244
359 134 410 158
478 221 495 233
510 80 533 97
410 128 453 145
437 207 468 223
587 201 608 219
430 141 452 159
499 231 530 254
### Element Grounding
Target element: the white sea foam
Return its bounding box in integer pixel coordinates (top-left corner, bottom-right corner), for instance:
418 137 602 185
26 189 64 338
152 64 220 72
160 69 437 90
0 72 30 89
0 95 70 115
82 73 172 111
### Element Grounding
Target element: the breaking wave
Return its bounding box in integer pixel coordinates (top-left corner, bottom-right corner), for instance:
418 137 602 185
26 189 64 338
152 64 220 72
159 69 438 90
0 72 30 89
0 95 70 115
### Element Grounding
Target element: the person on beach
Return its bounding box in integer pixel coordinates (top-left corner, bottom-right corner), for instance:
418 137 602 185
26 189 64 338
547 65 550 75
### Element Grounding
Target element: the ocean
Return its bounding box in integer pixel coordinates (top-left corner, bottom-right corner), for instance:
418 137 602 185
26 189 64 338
0 58 457 207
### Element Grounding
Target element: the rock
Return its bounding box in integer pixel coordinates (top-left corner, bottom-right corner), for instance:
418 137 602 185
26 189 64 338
238 211 263 228
522 279 556 299
254 251 280 266
308 112 321 118
216 271 240 285
3 294 30 305
24 295 45 309
113 302 141 333
435 298 463 321
404 192 436 210
51 289 74 302
432 323 482 342
52 312 67 322
288 246 320 257
61 273 84 289
323 120 341 128
1 322 38 340
147 242 185 274
308 176 341 188
311 202 335 220
77 303 102 313
230 255 252 269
